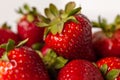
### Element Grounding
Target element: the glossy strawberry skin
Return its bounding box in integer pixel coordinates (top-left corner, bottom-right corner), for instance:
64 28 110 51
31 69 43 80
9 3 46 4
58 59 104 80
17 15 44 47
96 57 120 80
93 30 120 58
45 14 96 61
0 28 19 57
0 28 19 44
0 46 50 80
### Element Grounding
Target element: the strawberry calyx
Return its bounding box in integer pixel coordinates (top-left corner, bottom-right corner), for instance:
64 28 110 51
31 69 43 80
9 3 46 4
40 48 68 69
0 39 28 62
100 64 120 80
39 48 68 80
17 4 40 22
37 2 81 39
92 15 120 38
1 22 11 29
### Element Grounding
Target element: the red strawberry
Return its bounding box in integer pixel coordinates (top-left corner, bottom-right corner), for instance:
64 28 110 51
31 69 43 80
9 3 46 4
92 15 120 58
17 4 45 49
0 23 19 57
0 39 50 80
38 2 96 61
96 57 120 80
57 59 104 80
41 44 50 56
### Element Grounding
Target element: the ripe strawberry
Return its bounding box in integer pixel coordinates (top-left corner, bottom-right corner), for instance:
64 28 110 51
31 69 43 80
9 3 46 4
57 59 104 80
0 23 19 57
38 2 96 61
96 57 120 80
92 15 120 58
0 39 50 80
17 4 45 49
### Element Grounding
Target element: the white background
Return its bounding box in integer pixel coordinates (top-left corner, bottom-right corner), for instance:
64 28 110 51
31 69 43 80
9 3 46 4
0 0 120 32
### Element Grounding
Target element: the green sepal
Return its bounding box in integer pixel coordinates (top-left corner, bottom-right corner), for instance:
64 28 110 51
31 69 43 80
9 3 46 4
24 4 30 12
38 15 50 23
43 49 57 68
42 49 68 69
16 38 28 48
37 22 49 27
0 52 9 62
92 62 98 68
114 15 120 25
57 22 64 34
2 23 11 29
54 56 68 69
114 15 120 30
68 7 81 17
27 14 34 22
92 21 100 27
65 2 76 13
35 50 43 59
49 3 59 17
16 8 24 14
0 39 15 62
0 43 6 49
43 28 50 40
32 42 44 50
6 39 15 52
50 24 58 35
31 7 37 15
65 16 77 23
106 69 120 80
100 64 108 75
0 39 29 62
17 4 39 22
45 8 55 20
92 16 116 38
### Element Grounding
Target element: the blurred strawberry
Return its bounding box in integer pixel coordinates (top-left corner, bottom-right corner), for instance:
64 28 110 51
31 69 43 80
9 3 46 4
0 39 50 80
58 59 104 80
92 15 120 58
96 57 120 80
0 23 19 57
17 4 45 49
37 2 96 61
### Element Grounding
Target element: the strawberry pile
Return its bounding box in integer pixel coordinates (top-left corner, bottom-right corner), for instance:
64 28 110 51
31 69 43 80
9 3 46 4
0 1 119 80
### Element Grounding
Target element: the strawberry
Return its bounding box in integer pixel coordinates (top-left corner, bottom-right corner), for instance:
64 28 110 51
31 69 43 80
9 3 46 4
17 4 45 49
57 59 104 80
96 57 120 80
0 39 50 80
92 15 120 58
37 2 96 61
0 23 19 57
